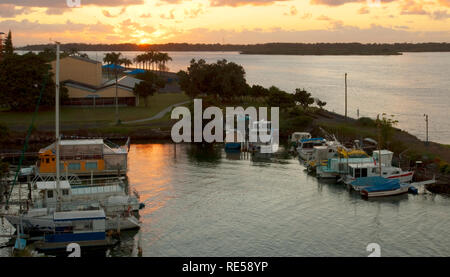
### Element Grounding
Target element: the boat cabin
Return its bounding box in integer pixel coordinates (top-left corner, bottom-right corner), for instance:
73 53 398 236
41 209 107 249
289 132 312 143
38 139 128 176
36 180 72 207
298 138 326 151
372 150 394 166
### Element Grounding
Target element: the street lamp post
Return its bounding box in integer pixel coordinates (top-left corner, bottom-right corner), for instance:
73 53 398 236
424 114 429 146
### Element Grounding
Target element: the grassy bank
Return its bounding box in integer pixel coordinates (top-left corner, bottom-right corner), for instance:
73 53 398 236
0 92 190 132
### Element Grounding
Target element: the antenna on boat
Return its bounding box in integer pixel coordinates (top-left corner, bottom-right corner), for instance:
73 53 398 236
55 41 62 211
376 114 382 177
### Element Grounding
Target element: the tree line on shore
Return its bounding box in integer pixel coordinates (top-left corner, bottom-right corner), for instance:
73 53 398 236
18 42 450 55
177 58 326 110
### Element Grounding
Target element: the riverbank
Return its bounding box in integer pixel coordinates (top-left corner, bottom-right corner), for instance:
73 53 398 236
1 100 449 194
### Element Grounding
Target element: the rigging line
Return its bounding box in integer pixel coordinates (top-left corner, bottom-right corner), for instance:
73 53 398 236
5 73 49 210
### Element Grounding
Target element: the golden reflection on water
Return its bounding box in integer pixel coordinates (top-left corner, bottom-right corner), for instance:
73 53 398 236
127 144 175 216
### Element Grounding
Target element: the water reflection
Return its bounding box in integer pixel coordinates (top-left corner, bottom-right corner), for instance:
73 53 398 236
125 143 449 257
186 144 222 164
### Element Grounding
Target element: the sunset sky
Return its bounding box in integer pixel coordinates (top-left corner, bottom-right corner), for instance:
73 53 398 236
1 0 449 46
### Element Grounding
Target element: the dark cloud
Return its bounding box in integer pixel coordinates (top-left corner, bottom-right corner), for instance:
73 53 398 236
45 7 67 15
430 10 450 20
0 4 32 17
310 0 361 6
0 19 113 34
0 0 143 7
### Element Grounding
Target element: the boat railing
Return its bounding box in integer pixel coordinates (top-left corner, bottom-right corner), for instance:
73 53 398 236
75 177 125 188
60 154 103 161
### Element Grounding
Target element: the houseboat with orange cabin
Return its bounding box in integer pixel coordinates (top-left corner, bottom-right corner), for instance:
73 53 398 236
37 138 129 177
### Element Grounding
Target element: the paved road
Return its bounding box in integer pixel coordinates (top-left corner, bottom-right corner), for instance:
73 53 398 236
122 100 191 125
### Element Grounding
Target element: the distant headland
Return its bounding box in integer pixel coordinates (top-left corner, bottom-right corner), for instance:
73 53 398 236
17 42 450 56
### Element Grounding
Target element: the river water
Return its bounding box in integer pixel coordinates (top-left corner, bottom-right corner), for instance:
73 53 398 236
106 143 449 257
82 51 450 145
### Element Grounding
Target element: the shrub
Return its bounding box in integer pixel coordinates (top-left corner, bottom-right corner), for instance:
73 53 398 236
357 117 376 127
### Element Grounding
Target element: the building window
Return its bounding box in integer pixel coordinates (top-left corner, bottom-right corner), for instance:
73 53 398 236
85 162 98 170
47 190 54 198
46 158 49 163
62 189 69 196
68 163 81 170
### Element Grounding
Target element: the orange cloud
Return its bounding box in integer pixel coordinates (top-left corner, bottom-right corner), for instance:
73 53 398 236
283 6 298 16
310 0 395 6
209 0 290 7
437 0 450 6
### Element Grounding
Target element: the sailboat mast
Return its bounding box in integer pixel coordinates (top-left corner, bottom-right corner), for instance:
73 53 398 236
55 42 61 211
377 114 382 176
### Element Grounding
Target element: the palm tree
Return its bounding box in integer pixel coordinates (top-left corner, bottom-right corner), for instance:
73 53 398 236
103 52 130 124
158 52 172 74
145 51 156 72
122 58 132 68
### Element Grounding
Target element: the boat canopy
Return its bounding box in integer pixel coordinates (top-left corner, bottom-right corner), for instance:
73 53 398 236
351 176 399 189
300 137 324 143
36 180 71 190
60 139 104 146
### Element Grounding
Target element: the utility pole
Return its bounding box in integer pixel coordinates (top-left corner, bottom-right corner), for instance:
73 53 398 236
115 67 119 125
345 73 348 120
424 114 429 146
55 42 61 211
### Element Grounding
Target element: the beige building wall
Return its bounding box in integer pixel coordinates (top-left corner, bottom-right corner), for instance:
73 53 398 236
67 86 135 98
51 56 102 87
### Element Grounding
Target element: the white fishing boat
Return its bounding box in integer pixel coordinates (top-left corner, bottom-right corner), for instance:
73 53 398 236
316 148 372 179
296 137 326 161
288 132 311 152
343 150 414 187
305 139 342 171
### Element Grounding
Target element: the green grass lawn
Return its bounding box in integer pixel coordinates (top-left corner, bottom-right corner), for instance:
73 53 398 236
0 92 190 129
